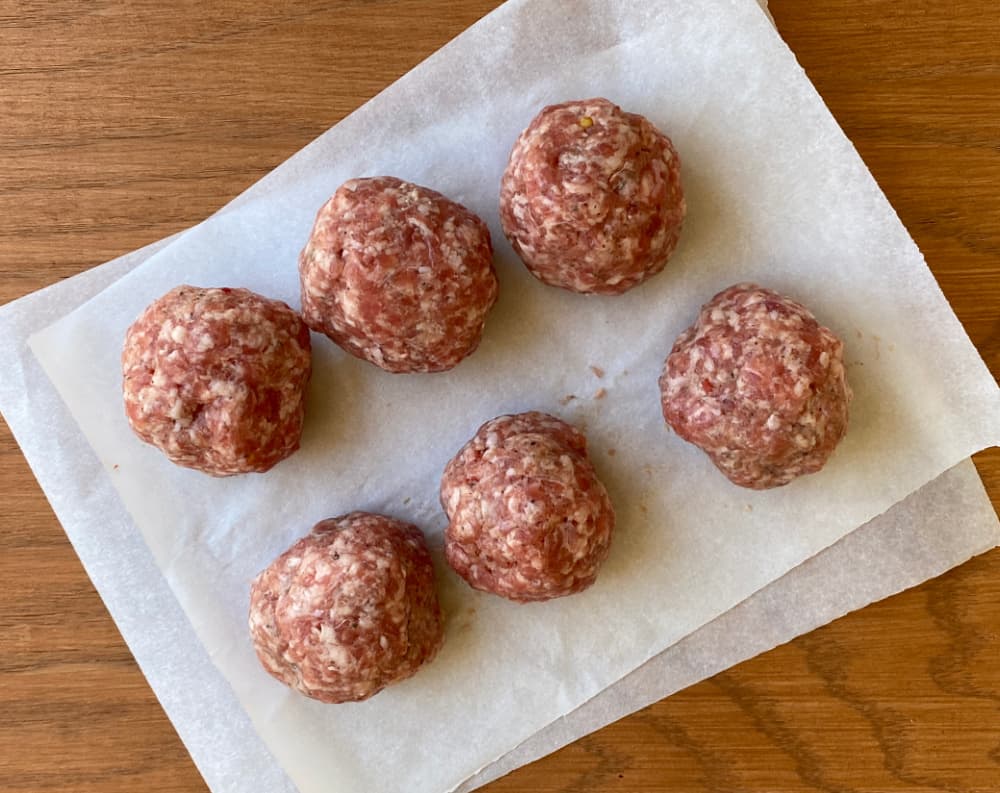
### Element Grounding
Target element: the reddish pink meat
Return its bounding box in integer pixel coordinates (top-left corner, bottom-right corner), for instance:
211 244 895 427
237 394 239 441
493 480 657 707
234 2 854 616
500 98 685 295
121 285 312 476
659 283 852 489
299 176 498 373
441 412 615 602
249 512 444 704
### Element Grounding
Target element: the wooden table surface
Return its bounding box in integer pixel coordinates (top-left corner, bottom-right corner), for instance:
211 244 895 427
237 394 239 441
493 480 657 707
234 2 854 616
2 1 998 791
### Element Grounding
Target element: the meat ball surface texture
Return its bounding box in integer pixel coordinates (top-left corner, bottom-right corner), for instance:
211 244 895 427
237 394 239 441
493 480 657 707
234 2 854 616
441 412 615 603
659 283 852 490
121 285 312 477
249 512 444 704
299 176 499 373
499 97 685 295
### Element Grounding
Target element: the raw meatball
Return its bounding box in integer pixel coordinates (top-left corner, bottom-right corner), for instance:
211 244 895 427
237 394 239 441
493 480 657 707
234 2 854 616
299 176 499 373
659 283 852 489
441 411 615 602
122 285 312 476
249 512 444 704
499 97 685 295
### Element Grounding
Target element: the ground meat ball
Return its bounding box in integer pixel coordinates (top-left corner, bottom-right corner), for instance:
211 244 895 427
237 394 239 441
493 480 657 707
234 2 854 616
299 176 499 373
122 286 312 476
249 512 444 704
499 97 685 295
441 412 615 602
659 283 852 489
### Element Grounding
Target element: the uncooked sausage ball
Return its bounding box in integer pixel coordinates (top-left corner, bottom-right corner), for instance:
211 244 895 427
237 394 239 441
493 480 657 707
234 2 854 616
122 285 312 476
441 412 615 602
659 283 852 489
299 176 499 373
500 97 685 295
249 512 444 704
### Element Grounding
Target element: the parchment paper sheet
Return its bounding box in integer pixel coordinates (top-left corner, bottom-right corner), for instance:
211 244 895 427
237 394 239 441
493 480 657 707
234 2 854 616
3 3 996 789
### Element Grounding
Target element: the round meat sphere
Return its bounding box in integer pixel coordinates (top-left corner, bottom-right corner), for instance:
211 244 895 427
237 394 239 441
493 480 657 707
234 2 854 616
299 176 499 373
122 285 312 477
659 283 852 489
441 411 615 602
249 512 444 704
499 97 685 295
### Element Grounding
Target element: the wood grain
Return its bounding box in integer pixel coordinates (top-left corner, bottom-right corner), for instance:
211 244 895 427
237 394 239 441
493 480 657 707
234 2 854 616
1 1 998 791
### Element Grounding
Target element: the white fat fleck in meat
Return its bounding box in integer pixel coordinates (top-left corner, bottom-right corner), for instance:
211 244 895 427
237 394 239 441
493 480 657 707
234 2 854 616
659 283 852 489
440 411 615 603
194 332 215 352
167 395 185 421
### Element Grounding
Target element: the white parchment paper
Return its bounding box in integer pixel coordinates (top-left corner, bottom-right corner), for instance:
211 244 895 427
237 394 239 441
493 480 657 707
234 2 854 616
8 1 999 792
